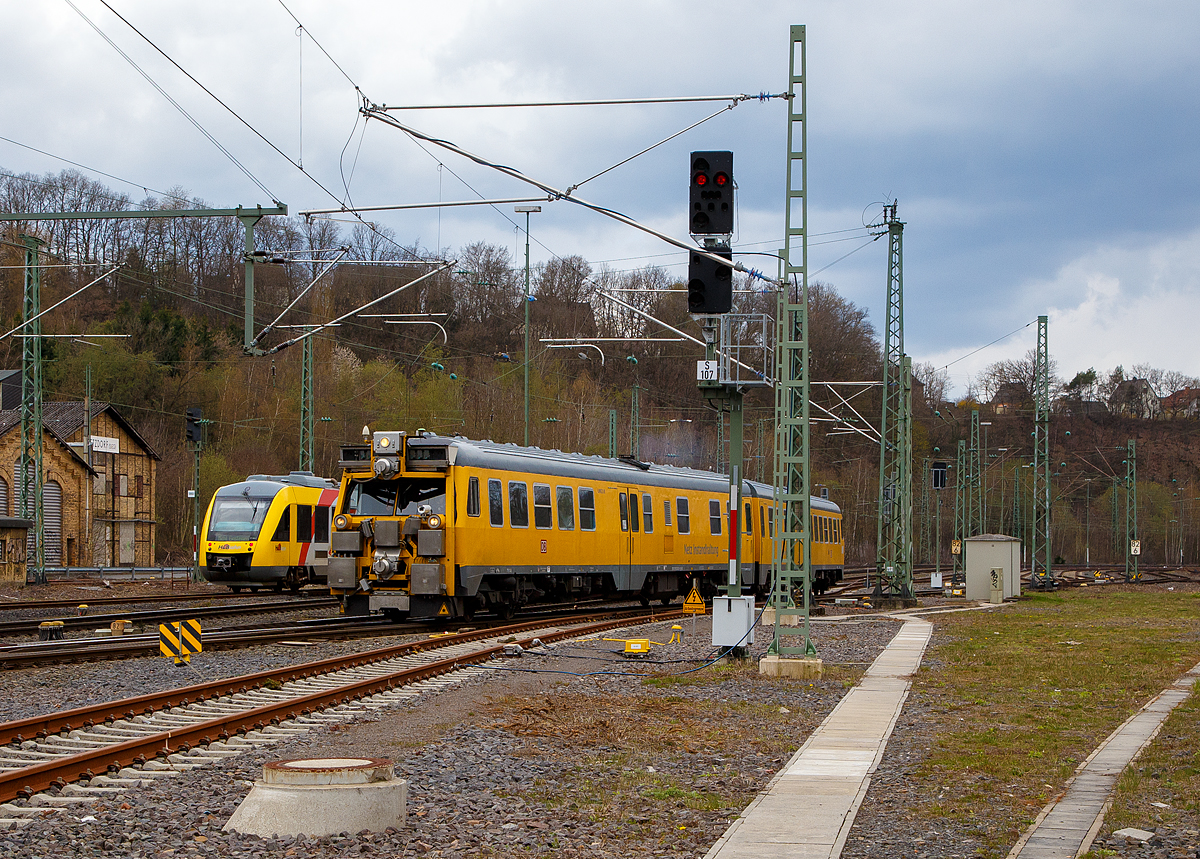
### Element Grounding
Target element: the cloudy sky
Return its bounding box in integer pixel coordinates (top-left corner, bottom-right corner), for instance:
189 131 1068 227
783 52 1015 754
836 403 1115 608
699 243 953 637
3 1 1199 396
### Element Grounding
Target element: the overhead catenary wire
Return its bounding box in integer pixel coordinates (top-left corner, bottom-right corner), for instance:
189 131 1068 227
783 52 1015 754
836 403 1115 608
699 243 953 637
0 138 172 199
361 106 758 283
65 0 277 201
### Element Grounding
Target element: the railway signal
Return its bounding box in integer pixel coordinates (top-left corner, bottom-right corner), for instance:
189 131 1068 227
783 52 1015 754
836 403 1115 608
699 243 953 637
186 407 203 443
689 151 734 235
687 247 733 314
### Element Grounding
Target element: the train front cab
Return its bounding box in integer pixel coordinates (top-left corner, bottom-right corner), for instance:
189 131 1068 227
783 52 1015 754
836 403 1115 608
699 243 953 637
329 433 454 620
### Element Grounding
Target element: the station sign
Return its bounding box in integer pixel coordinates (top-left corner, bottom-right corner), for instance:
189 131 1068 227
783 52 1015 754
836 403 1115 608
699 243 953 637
90 435 119 454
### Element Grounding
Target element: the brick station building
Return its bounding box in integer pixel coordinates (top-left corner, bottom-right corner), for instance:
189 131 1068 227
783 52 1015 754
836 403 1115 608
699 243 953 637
0 402 159 568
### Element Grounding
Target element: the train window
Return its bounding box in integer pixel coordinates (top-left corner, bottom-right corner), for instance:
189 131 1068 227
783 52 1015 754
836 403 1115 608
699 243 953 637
676 497 690 534
556 486 574 530
208 492 275 541
315 506 330 543
297 505 313 542
663 498 672 528
489 479 503 527
467 477 480 517
344 479 398 516
396 479 446 516
630 492 640 532
744 503 752 535
642 494 653 533
833 519 840 544
509 482 529 528
533 484 552 529
709 500 722 536
759 505 765 536
272 506 291 542
619 493 629 532
768 507 774 538
579 487 596 531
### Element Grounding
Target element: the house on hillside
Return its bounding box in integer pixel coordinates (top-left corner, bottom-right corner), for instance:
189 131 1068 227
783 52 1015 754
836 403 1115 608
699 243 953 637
991 382 1030 415
1161 387 1200 418
0 402 159 567
1110 379 1161 419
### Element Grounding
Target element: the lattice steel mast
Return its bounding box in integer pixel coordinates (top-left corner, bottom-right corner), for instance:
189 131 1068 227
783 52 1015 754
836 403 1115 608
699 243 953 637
873 204 912 599
1031 315 1054 588
17 236 46 585
770 25 815 656
1125 439 1139 582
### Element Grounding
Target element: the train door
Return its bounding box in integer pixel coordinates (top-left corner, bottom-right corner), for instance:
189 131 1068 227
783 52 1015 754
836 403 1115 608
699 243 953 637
617 487 644 591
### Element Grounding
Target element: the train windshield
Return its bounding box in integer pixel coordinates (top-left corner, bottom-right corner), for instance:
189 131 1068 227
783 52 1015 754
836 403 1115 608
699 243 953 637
343 478 445 517
207 491 276 541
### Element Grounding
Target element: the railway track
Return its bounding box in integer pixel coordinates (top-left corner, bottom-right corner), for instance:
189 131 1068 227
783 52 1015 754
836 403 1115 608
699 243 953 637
0 597 339 640
0 608 682 816
0 590 321 613
0 602 673 669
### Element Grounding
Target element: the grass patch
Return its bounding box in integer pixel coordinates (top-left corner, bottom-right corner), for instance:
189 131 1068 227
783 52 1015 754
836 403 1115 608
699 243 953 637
906 590 1200 857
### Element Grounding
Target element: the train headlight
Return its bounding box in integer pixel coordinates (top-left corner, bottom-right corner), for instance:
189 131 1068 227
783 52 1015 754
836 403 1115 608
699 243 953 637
334 513 349 530
426 514 442 529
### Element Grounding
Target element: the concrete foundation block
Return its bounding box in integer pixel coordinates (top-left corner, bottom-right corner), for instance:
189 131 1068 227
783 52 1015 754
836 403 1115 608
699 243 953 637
759 654 824 679
760 607 800 627
224 757 406 838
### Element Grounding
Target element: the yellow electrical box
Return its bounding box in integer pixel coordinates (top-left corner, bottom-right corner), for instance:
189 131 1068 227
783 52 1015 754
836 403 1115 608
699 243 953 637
624 639 650 655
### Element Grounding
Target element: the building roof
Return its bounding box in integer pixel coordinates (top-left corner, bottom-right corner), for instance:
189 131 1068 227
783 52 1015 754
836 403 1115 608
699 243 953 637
39 401 161 460
0 408 96 475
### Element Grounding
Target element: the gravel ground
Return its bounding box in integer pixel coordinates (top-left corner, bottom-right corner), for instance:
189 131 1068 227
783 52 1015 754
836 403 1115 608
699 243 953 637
0 613 902 859
0 628 428 722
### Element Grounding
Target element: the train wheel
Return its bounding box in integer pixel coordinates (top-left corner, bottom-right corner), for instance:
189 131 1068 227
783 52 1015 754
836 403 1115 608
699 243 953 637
230 586 242 594
659 596 673 606
273 582 284 594
639 596 650 607
496 600 516 621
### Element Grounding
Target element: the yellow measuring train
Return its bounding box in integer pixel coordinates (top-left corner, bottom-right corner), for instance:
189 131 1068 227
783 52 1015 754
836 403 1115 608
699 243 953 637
328 431 844 619
200 472 340 592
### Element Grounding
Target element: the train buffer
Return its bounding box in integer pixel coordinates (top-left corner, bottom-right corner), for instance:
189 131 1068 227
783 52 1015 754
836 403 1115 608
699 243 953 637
159 619 202 665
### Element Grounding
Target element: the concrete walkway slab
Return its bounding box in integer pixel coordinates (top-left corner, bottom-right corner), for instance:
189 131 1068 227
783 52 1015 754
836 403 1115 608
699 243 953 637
1007 660 1200 859
704 615 932 859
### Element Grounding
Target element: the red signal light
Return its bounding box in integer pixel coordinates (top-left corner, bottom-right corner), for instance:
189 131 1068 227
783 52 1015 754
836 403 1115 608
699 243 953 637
694 173 708 187
713 172 729 187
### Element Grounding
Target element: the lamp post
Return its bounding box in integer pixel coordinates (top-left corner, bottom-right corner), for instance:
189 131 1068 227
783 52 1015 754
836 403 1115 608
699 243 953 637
515 205 541 446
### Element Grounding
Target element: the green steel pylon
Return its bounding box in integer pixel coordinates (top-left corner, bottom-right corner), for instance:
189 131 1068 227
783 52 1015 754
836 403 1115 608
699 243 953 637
969 409 983 536
770 25 816 657
17 235 46 584
1125 439 1139 582
1031 315 1054 588
873 205 912 599
953 439 966 584
299 333 314 472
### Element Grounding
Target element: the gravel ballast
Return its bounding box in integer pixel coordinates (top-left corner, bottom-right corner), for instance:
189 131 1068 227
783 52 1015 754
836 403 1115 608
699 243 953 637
0 613 901 858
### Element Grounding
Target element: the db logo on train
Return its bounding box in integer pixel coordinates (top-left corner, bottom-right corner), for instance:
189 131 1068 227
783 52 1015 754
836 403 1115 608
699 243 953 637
540 540 548 554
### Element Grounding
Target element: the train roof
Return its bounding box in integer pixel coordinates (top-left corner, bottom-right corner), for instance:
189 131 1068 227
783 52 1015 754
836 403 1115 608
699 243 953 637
406 433 841 514
217 473 337 497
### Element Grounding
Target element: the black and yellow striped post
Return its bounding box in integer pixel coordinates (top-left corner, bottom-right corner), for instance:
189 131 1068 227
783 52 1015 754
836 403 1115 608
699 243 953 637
159 619 202 665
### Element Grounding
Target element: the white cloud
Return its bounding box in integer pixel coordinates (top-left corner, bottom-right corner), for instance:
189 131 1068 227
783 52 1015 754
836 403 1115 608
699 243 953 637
917 227 1200 396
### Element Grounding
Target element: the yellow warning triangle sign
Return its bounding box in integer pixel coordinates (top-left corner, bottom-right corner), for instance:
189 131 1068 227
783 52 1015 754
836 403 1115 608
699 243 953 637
682 586 706 614
437 602 451 616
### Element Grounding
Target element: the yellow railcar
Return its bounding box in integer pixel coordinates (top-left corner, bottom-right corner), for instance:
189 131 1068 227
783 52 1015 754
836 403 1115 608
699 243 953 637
200 473 339 592
328 431 843 619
